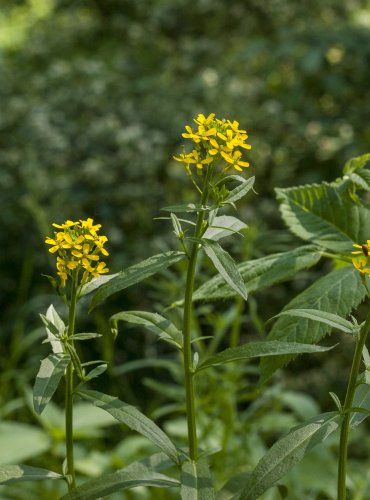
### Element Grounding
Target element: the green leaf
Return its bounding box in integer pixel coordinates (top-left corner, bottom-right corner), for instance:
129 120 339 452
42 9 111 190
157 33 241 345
80 273 119 297
0 465 62 484
196 340 333 373
236 412 340 500
260 266 367 384
181 460 215 500
33 353 71 415
110 310 183 349
224 176 255 204
84 363 108 382
273 309 357 334
78 390 181 465
0 423 50 464
40 304 64 354
60 462 180 500
216 472 251 500
161 203 213 213
343 153 370 174
69 332 102 341
90 251 185 309
202 239 248 300
203 216 247 241
193 246 321 302
276 182 369 252
350 384 370 428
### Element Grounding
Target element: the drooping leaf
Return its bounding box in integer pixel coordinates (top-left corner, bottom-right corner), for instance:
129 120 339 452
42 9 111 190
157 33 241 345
196 341 333 373
276 182 369 252
78 390 180 465
273 309 357 335
350 384 370 428
60 462 180 500
260 266 367 384
110 311 183 349
90 251 185 309
181 460 215 500
192 245 321 302
33 353 71 415
202 239 248 300
236 412 340 500
203 216 247 241
0 465 62 484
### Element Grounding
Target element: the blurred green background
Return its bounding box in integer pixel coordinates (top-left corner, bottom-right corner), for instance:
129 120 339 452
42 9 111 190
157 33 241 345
1 0 370 497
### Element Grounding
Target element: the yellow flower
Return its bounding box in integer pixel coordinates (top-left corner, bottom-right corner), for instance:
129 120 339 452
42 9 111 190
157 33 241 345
352 241 370 275
221 150 250 172
45 218 109 287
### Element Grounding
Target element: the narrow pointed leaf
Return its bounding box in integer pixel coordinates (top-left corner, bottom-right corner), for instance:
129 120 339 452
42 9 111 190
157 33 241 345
225 176 255 204
80 273 119 296
60 462 180 500
111 311 183 348
69 332 102 341
203 239 248 300
0 465 63 484
79 390 180 465
90 251 185 309
196 341 333 373
350 384 370 428
41 304 64 353
181 460 215 500
84 363 108 382
237 412 340 500
161 203 213 213
274 309 356 334
203 216 247 241
33 353 71 414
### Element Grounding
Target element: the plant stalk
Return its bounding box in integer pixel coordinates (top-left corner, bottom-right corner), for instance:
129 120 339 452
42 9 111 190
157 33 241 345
337 300 370 499
65 271 78 490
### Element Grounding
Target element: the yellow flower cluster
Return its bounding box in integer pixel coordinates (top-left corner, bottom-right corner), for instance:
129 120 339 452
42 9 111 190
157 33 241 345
174 113 251 172
45 218 109 287
352 241 370 275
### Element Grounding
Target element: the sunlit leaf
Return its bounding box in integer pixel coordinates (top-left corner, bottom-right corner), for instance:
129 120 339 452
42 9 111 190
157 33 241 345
181 459 215 500
0 465 62 484
274 309 357 334
33 353 70 415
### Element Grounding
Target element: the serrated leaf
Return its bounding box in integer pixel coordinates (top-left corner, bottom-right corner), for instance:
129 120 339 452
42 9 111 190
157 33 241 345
203 216 247 241
274 309 356 334
0 465 62 484
350 384 370 428
110 311 183 349
343 153 370 174
79 390 180 465
181 460 215 500
161 203 213 213
236 412 340 500
276 182 369 252
260 266 367 384
33 353 71 414
203 239 248 300
90 251 185 309
60 462 180 500
225 176 255 204
193 246 321 302
196 341 333 373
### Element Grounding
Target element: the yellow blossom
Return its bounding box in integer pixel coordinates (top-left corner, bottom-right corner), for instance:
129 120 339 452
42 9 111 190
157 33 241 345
352 241 370 276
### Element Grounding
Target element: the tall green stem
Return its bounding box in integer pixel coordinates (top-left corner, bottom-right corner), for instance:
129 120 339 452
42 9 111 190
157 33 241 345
338 301 370 499
65 271 78 490
182 172 211 461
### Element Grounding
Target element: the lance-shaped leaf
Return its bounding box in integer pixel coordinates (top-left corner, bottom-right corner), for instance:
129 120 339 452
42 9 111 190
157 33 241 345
260 266 367 384
224 176 255 204
79 390 180 465
90 251 185 309
236 412 340 500
192 246 321 302
181 460 215 500
161 203 213 213
276 182 369 252
80 273 119 296
274 309 357 335
0 465 63 484
60 462 180 500
203 216 247 241
202 239 248 301
33 353 71 414
196 340 334 373
350 384 370 428
40 304 64 353
110 310 183 349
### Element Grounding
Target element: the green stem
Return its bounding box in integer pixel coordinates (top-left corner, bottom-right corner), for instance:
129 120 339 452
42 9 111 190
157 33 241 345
65 271 78 490
337 301 370 500
182 170 211 461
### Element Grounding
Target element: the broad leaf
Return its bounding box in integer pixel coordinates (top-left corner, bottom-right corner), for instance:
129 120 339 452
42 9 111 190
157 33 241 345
203 239 248 300
0 423 50 464
196 340 333 373
260 266 367 384
192 246 321 302
274 309 357 335
60 462 180 499
343 153 370 174
203 216 247 241
0 465 62 484
90 251 185 309
276 182 369 252
350 384 370 428
33 353 71 415
79 390 180 465
110 311 183 349
236 412 340 500
181 460 215 500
